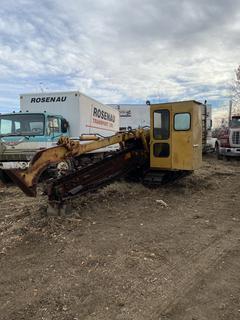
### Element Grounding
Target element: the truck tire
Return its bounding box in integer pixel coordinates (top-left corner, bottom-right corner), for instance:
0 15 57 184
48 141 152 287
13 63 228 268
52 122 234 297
215 143 223 160
0 170 5 183
56 159 74 177
0 170 11 183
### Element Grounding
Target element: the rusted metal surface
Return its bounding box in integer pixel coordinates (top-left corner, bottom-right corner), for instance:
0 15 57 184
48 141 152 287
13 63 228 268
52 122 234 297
5 129 150 197
47 148 148 204
5 145 68 196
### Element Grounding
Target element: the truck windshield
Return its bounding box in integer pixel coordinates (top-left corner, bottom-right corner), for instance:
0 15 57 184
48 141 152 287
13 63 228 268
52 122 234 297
0 114 45 136
231 117 240 128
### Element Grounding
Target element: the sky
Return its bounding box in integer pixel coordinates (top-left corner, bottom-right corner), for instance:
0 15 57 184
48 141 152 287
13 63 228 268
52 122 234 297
0 0 240 117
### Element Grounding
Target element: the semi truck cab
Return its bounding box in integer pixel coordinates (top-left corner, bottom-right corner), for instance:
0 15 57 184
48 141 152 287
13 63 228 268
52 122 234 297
0 112 69 169
216 115 240 158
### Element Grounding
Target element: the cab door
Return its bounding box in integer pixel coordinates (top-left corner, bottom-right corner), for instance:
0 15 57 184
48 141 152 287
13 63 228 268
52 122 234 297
171 101 202 170
150 104 172 169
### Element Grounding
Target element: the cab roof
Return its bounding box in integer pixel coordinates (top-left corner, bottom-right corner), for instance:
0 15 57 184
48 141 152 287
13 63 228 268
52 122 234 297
0 111 62 117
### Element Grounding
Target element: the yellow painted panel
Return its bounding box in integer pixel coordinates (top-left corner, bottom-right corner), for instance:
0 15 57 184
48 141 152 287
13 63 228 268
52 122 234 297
150 104 172 169
172 101 193 170
150 100 202 171
192 103 202 169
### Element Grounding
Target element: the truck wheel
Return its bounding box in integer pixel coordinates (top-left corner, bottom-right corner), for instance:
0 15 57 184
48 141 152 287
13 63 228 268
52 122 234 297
216 143 223 160
0 170 11 183
0 170 5 184
56 160 74 177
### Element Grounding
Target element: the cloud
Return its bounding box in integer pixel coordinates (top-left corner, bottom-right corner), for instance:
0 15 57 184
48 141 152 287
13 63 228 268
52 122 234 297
0 0 240 113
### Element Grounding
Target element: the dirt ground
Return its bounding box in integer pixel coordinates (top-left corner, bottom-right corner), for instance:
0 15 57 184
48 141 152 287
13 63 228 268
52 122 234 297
0 155 240 320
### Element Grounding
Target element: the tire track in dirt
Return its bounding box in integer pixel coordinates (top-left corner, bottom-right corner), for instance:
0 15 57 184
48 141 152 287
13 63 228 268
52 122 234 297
145 230 240 319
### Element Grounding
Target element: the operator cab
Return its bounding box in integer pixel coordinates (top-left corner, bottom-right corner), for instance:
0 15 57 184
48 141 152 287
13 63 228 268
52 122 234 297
150 100 202 171
0 112 68 138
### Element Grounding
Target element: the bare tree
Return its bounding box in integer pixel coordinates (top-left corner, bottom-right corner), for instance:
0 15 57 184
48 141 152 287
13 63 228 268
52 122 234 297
231 65 240 114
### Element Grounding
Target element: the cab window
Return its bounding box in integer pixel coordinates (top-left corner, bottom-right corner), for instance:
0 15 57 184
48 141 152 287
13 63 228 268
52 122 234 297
231 117 240 128
47 116 60 134
174 113 191 131
153 110 170 139
154 143 170 157
0 119 12 134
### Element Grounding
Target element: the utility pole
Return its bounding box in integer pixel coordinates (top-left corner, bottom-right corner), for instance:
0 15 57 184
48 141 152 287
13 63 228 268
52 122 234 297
228 99 232 126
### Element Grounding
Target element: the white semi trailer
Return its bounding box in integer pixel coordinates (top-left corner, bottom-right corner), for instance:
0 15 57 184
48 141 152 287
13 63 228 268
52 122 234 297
0 91 119 172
